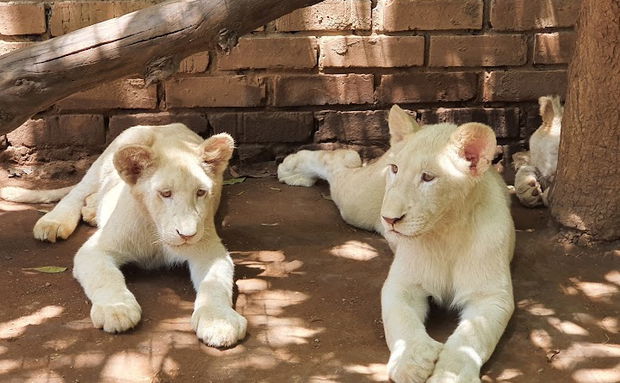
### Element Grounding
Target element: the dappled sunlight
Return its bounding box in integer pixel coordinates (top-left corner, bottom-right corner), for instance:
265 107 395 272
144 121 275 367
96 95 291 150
100 350 167 381
329 240 379 261
494 368 524 382
573 364 620 383
604 270 620 285
569 277 619 301
343 362 388 381
530 328 553 348
518 299 555 316
62 317 95 331
547 317 589 336
552 342 620 370
256 316 322 347
19 368 64 382
0 305 64 339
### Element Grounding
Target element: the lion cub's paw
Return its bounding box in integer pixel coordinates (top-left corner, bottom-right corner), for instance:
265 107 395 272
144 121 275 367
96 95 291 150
427 371 481 383
387 337 443 383
427 366 481 383
277 151 317 187
33 212 79 243
192 305 247 347
514 166 544 208
427 347 481 383
90 292 142 333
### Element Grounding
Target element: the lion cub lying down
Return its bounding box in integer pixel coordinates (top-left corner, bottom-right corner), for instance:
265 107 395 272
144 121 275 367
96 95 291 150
1 124 246 347
279 106 515 383
513 95 563 207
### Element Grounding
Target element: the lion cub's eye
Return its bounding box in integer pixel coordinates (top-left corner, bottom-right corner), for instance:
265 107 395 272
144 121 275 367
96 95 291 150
421 172 435 182
390 164 399 174
159 190 172 198
196 189 207 197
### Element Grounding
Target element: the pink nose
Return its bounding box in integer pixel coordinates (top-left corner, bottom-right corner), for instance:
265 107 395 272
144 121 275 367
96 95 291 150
176 230 196 241
382 215 404 225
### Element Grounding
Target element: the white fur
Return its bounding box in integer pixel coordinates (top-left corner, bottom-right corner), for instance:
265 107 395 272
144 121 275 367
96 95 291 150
513 95 562 207
16 123 246 347
279 105 515 382
0 185 73 203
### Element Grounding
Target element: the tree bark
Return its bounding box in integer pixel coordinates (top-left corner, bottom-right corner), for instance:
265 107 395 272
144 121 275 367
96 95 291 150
0 0 323 136
550 0 620 241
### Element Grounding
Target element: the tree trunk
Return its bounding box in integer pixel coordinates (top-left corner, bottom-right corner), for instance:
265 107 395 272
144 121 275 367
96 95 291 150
550 0 620 241
0 0 323 136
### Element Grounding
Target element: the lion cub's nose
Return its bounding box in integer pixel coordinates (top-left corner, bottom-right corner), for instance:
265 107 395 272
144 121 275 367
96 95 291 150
176 229 196 241
382 215 404 225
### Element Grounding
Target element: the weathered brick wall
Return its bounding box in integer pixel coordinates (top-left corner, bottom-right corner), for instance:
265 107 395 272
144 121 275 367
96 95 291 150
0 0 579 170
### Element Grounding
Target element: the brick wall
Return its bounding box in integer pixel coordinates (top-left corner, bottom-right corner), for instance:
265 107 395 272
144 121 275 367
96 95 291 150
0 0 579 171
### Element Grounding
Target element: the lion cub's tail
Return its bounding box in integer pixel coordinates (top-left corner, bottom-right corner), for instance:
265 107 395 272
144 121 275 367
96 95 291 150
0 186 74 203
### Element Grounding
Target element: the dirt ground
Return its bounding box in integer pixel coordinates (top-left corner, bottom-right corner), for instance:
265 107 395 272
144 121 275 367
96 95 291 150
0 177 618 383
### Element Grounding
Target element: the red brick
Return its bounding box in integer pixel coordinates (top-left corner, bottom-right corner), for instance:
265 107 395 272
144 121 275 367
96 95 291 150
315 111 389 143
208 112 314 143
218 37 317 70
482 70 567 102
0 41 33 57
490 0 580 31
179 52 210 73
50 1 157 36
273 74 374 106
378 73 477 104
376 0 483 31
430 35 527 67
275 0 371 31
0 3 46 35
534 32 577 64
57 79 157 110
165 76 266 108
107 112 208 143
7 115 105 147
320 36 424 68
416 108 520 138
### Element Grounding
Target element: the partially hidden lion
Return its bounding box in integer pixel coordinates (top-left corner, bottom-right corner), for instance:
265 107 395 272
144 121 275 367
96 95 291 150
0 123 247 347
278 106 515 383
512 95 563 207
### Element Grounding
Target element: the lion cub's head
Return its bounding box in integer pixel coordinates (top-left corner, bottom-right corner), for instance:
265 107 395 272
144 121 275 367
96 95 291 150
113 129 234 247
380 105 497 237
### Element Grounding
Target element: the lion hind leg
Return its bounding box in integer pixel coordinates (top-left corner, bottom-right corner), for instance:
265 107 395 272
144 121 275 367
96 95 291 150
278 149 361 187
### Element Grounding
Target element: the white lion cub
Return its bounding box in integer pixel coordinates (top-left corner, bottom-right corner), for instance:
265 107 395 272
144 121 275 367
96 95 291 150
278 106 515 383
513 95 563 207
1 123 247 347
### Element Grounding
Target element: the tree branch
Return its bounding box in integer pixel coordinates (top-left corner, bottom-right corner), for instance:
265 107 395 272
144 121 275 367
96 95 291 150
0 0 323 136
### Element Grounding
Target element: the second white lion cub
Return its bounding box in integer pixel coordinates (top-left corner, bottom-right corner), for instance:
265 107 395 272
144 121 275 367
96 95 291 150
1 123 247 347
513 95 563 207
278 106 515 383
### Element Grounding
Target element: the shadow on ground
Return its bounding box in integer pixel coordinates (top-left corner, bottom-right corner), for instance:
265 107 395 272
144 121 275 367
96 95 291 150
0 178 617 382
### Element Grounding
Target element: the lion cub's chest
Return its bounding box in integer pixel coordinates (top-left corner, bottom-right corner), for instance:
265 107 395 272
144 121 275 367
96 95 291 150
395 238 474 306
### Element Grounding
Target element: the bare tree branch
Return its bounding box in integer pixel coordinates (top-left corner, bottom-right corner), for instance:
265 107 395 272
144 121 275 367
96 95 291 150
0 0 323 135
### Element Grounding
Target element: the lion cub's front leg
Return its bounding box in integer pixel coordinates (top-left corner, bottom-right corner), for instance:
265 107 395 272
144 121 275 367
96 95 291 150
187 240 247 347
427 292 514 383
73 236 142 333
382 266 443 383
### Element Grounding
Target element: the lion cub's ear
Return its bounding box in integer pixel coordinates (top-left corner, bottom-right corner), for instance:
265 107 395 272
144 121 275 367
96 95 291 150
388 105 421 146
201 133 235 173
113 145 157 185
451 123 497 177
538 95 563 127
